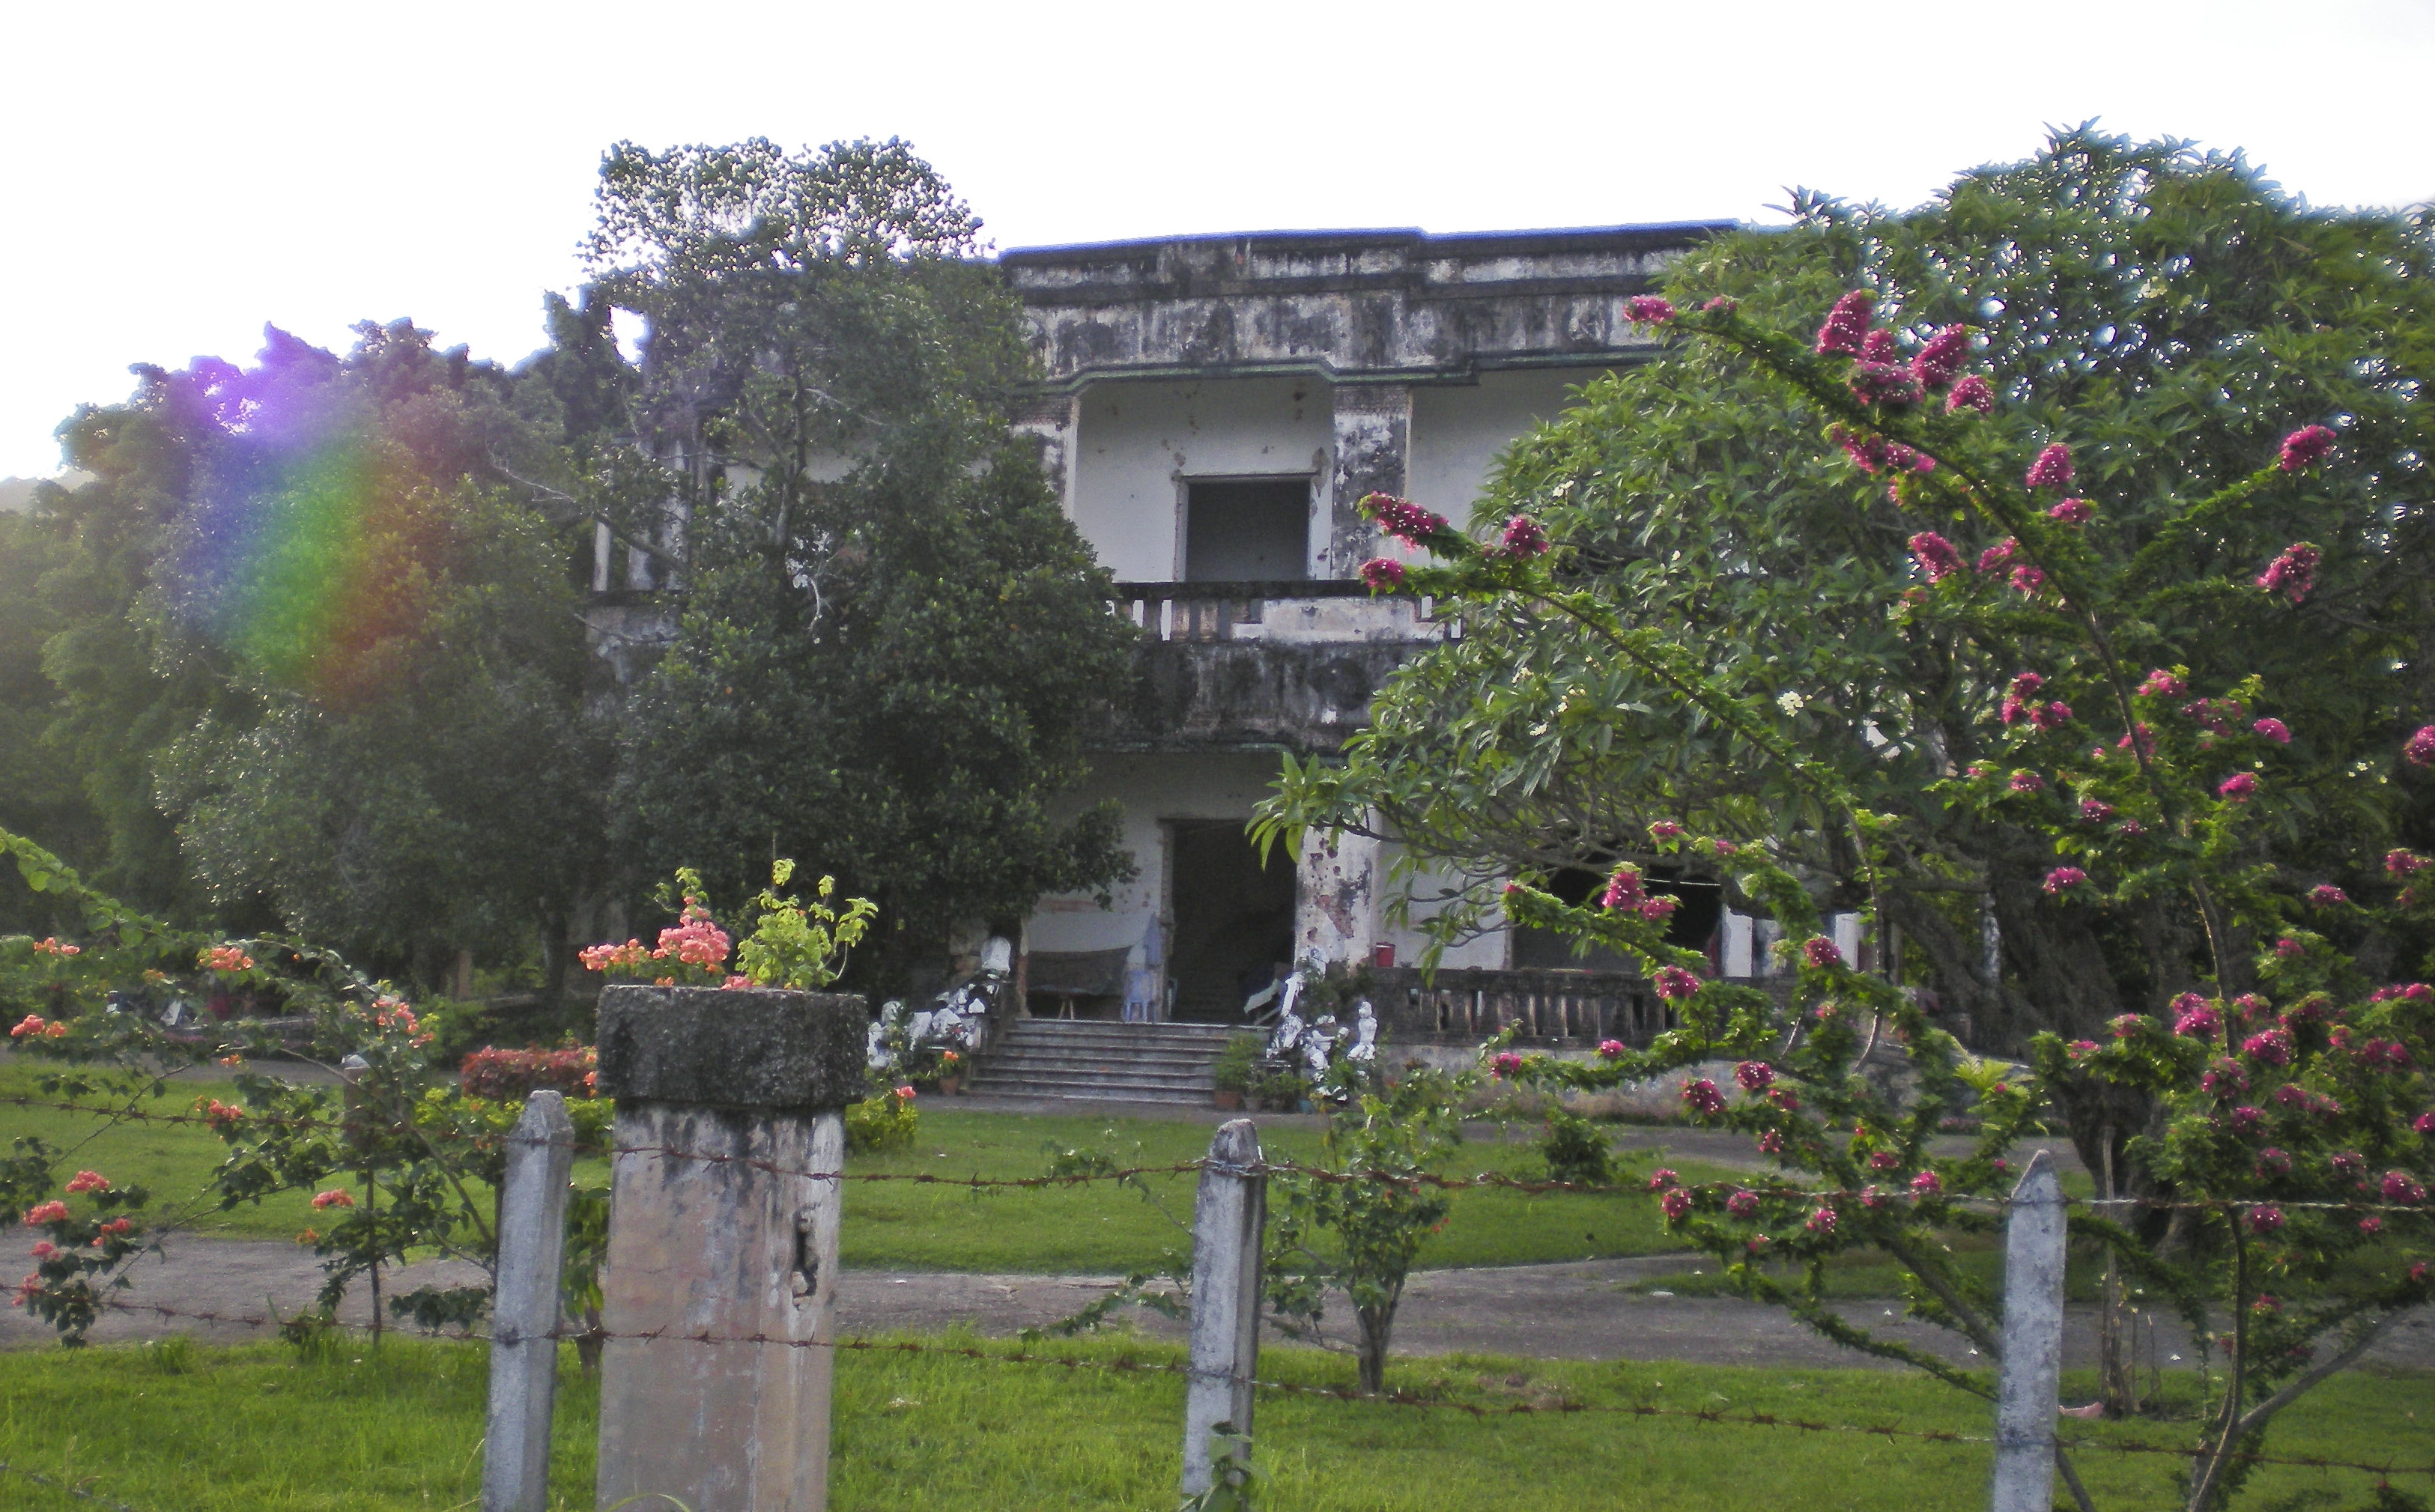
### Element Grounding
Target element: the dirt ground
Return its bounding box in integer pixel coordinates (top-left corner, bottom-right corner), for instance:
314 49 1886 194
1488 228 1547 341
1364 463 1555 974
10 1237 2429 1375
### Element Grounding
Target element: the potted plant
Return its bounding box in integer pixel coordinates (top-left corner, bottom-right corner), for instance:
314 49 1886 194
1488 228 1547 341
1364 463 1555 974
936 1047 965 1095
1212 1032 1263 1109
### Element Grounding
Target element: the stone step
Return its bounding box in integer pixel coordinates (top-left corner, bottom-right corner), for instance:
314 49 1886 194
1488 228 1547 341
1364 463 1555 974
959 1075 1215 1104
968 1018 1240 1104
983 1046 1224 1067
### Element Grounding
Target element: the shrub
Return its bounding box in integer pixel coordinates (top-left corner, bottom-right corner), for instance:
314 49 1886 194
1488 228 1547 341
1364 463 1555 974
1538 1107 1615 1186
1213 1033 1264 1093
458 1044 598 1102
845 1088 918 1153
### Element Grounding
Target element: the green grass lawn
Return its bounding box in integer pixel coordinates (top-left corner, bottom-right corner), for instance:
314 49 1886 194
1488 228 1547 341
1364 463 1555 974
2 1066 1725 1272
1 1334 2425 1511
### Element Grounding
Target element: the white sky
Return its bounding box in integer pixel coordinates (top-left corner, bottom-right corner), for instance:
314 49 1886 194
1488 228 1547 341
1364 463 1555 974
3 0 2431 479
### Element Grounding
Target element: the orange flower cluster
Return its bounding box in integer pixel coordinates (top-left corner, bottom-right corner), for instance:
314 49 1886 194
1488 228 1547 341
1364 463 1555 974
201 945 255 972
8 1015 68 1040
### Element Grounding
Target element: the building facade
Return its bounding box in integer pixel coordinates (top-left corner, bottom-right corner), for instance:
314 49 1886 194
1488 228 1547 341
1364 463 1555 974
998 224 1733 1031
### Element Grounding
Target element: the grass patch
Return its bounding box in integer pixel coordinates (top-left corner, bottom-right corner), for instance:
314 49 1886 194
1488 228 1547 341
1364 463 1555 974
1 1334 2426 1511
4 1069 1724 1272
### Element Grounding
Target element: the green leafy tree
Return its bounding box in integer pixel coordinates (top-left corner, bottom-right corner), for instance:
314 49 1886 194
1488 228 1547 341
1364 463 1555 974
1264 129 2435 1065
592 139 1135 981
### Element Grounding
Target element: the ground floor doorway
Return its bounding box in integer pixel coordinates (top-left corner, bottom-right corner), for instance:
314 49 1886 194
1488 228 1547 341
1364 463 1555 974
1166 819 1297 1024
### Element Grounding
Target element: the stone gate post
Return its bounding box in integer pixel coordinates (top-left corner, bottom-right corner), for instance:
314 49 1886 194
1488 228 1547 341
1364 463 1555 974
592 985 867 1512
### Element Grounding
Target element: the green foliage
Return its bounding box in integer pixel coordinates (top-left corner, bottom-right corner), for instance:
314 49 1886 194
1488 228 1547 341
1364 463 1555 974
592 139 1136 985
844 1088 920 1153
1267 1061 1477 1394
1537 1107 1619 1187
1213 1032 1265 1093
1179 1424 1263 1511
733 858 878 989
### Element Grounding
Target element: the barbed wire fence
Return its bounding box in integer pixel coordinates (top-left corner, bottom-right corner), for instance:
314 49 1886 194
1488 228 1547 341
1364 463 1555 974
6 1090 2431 1512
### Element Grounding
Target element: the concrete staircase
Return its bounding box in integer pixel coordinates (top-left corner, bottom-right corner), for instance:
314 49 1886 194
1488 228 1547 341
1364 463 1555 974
964 1019 1241 1105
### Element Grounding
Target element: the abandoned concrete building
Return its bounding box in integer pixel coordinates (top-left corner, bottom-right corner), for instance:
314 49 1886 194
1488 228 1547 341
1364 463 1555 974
593 221 1843 1098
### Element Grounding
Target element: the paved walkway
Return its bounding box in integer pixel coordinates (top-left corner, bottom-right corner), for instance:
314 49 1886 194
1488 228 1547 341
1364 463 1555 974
10 1238 2427 1374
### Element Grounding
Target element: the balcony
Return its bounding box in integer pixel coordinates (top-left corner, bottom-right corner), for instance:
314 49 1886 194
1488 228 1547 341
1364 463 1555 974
1369 966 1670 1048
1103 581 1452 754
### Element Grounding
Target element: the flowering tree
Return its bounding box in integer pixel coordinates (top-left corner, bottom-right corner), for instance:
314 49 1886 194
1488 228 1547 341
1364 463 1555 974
1258 261 2432 1504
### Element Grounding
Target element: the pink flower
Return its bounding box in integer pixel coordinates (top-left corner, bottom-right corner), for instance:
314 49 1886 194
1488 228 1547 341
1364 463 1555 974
2040 498 2092 527
1638 896 1679 920
2025 443 2075 490
2332 1151 2365 1178
2251 717 2291 745
2389 849 2431 876
8 1015 49 1039
1908 531 1963 581
1909 1171 1942 1197
2407 726 2435 767
62 1171 109 1194
1649 820 1685 841
1660 1188 1693 1220
2278 425 2336 471
2010 565 2046 595
2254 1147 2292 1177
1944 374 1995 414
1910 326 1970 390
579 938 649 973
1648 1168 1680 1191
1653 966 1702 1001
2117 723 2156 758
1861 330 1901 363
1701 297 1737 313
1735 1060 1775 1093
2418 1111 2435 1135
2009 770 2045 793
2255 543 2320 604
2001 671 2045 723
2219 772 2257 802
1746 1235 1771 1254
28 1241 55 1260
2079 798 2115 824
1849 362 1921 407
1624 295 1677 324
1359 556 1407 589
1497 514 1550 559
1814 290 1875 355
2174 1004 2220 1037
1725 1188 1760 1218
1598 1039 1626 1058
2044 866 2088 895
2385 1172 2428 1204
2138 669 2187 699
2202 1060 2248 1096
2108 1013 2144 1039
2246 1204 2285 1234
1868 1150 1900 1171
1491 1051 1525 1079
1805 1206 1839 1235
311 1189 355 1210
2361 1216 2384 1235
1977 538 2018 574
1601 865 1645 909
721 975 751 990
1801 936 1843 969
2031 699 2073 731
895 1084 918 1101
1364 494 1449 547
1681 1078 1726 1117
2243 1028 2293 1067
1757 1129 1783 1155
22 1202 67 1226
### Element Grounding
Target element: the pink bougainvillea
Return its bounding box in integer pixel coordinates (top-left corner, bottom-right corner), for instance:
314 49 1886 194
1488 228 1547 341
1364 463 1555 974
2025 443 2075 489
2044 866 2088 894
1359 557 1407 589
2256 543 2320 604
1908 531 1963 581
2278 425 2336 471
1909 325 1970 390
1944 374 1995 413
1814 290 1875 355
1624 295 1676 324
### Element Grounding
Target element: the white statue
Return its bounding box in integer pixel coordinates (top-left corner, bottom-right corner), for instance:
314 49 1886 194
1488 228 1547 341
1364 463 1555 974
1344 998 1378 1063
1302 1014 1339 1079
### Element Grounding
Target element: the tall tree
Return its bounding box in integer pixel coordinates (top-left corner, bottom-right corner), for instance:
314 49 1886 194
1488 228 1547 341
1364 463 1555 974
1263 128 2435 1051
594 139 1135 983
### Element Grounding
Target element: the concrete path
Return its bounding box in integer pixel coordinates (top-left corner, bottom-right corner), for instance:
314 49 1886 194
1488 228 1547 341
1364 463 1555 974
10 1238 2427 1374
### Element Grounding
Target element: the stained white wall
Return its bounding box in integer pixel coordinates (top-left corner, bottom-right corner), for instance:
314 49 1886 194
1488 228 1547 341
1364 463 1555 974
1070 377 1332 581
1025 751 1286 956
1407 368 1610 524
1378 842 1510 971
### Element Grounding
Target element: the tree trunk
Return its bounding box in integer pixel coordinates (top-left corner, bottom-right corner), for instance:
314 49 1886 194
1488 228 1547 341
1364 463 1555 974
1355 1302 1397 1395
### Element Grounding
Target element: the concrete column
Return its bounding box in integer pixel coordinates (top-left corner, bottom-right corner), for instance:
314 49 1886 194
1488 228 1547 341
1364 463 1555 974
1324 383 1411 577
1180 1119 1267 1497
1992 1150 2066 1512
592 986 867 1512
1297 825 1382 968
1010 392 1080 520
485 1090 577 1512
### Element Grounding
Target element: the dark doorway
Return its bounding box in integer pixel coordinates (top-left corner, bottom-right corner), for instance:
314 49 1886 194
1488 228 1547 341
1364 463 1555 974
1168 819 1297 1022
1184 479 1311 582
1510 863 1723 971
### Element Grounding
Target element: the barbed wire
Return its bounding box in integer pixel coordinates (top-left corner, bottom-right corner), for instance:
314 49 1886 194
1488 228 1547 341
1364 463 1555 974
41 1299 2430 1481
0 1458 155 1512
12 1094 2435 1215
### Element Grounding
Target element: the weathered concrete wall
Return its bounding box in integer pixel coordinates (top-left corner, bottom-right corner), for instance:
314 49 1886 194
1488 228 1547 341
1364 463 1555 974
1109 637 1415 753
1004 225 1720 387
1026 750 1285 961
1407 368 1613 521
1070 377 1331 580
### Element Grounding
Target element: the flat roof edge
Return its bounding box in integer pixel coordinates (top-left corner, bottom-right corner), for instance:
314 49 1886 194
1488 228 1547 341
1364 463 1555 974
1000 221 1739 264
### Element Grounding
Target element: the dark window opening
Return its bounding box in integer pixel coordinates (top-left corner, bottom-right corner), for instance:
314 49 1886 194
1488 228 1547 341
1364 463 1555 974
1168 819 1297 1023
1184 479 1311 583
1510 862 1722 971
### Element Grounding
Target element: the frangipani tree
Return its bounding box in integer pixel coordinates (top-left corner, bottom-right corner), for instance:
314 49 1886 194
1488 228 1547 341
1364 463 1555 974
1257 276 2432 1508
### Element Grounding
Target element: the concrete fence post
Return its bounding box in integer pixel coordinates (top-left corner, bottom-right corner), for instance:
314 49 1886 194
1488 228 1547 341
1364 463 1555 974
1181 1118 1267 1498
591 985 867 1512
485 1090 577 1512
1992 1150 2067 1512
